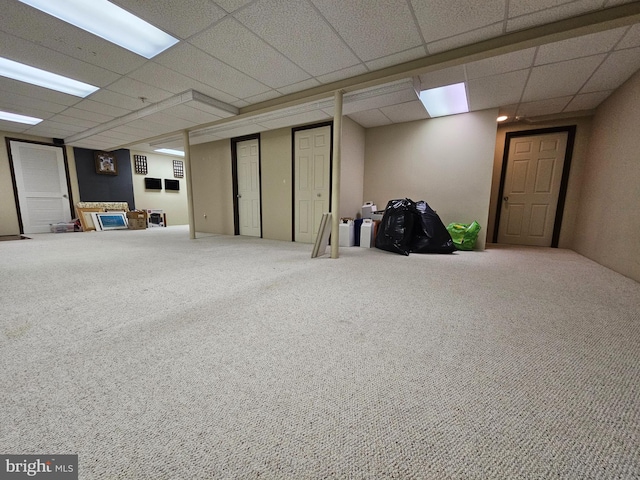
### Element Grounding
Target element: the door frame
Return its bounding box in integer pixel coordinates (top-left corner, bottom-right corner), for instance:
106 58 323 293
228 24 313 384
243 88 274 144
5 137 74 235
291 121 333 242
231 133 262 237
493 126 576 247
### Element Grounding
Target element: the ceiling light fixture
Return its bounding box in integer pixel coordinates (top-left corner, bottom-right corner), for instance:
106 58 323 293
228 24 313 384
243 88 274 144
18 0 179 59
0 57 99 97
418 82 469 118
155 148 184 157
497 115 509 122
0 110 43 125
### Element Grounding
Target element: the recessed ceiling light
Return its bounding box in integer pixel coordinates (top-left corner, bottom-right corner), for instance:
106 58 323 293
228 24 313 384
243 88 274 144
497 115 509 122
155 148 184 157
0 57 99 97
0 110 43 125
19 0 179 59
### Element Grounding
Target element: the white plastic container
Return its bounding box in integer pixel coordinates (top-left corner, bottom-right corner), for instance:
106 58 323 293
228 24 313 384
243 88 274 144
359 219 375 248
339 219 355 247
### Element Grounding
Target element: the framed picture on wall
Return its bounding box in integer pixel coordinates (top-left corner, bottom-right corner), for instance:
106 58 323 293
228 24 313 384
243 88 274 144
95 151 118 175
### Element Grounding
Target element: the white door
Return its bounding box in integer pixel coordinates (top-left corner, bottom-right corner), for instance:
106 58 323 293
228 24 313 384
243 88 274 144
497 132 568 246
236 138 261 237
9 141 71 234
294 126 331 244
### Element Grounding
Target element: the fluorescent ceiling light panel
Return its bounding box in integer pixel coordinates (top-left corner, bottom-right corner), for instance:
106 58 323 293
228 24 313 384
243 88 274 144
19 0 179 59
155 148 184 157
419 82 469 117
0 57 99 97
0 110 43 125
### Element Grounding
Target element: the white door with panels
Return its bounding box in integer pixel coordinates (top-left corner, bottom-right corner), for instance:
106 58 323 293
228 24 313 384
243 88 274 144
236 138 261 237
497 132 568 246
294 126 331 244
9 140 71 234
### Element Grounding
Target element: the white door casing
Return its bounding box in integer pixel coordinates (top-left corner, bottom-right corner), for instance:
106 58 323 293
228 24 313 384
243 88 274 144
497 132 568 246
10 141 71 234
294 126 331 244
236 138 261 237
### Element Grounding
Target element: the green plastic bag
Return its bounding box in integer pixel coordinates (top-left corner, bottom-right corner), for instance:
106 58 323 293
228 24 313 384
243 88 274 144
446 221 481 251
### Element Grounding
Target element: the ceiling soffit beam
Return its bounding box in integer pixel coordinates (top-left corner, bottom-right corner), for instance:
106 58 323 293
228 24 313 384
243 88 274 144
64 90 238 144
115 2 640 150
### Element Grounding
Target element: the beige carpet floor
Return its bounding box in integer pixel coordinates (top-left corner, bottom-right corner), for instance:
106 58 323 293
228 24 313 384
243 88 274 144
1 226 639 479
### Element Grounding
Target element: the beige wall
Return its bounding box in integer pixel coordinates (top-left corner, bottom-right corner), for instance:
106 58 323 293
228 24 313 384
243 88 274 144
190 139 234 235
261 128 293 241
131 151 188 225
572 69 640 282
0 133 79 236
340 116 365 219
363 109 499 249
490 116 593 248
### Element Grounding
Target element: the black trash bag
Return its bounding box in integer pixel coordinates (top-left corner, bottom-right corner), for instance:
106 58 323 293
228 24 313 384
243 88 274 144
410 200 456 254
375 198 415 256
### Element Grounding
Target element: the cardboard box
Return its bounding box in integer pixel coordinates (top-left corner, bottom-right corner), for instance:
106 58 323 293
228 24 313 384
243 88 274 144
127 210 147 220
128 218 147 230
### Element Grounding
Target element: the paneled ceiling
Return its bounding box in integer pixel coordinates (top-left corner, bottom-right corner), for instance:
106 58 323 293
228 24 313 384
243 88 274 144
1 0 640 154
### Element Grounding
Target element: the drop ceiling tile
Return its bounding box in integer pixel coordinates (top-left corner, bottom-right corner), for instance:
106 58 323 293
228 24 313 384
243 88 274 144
0 90 68 116
581 47 640 92
419 66 466 90
465 48 536 79
112 124 163 138
235 0 361 76
427 24 504 55
517 96 572 117
535 28 627 65
124 119 168 134
87 90 138 111
0 2 145 75
277 78 322 95
347 109 392 128
112 0 226 39
0 120 30 133
380 100 428 123
564 91 612 111
340 88 417 115
71 100 132 119
316 65 369 84
0 102 55 122
28 121 85 135
93 130 142 142
498 104 518 118
522 55 605 102
616 24 640 49
242 90 282 105
468 69 530 110
155 43 270 99
189 18 311 89
311 0 422 61
142 111 199 130
48 114 100 129
106 77 175 104
256 109 330 130
507 0 604 32
168 104 224 125
365 47 428 72
412 0 506 44
0 32 120 88
0 78 80 106
58 108 115 124
214 0 255 13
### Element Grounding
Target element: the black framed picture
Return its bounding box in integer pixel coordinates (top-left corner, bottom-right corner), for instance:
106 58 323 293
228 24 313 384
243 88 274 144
134 154 148 175
95 151 118 175
173 160 184 178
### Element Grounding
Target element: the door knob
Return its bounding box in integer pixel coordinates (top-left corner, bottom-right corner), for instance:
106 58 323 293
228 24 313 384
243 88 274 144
63 194 68 198
503 196 509 202
317 193 321 197
237 194 242 198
